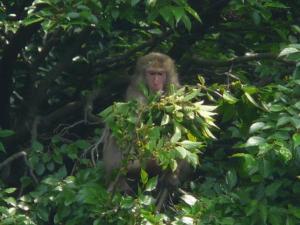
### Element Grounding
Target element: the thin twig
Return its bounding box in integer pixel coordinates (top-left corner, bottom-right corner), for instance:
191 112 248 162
0 151 27 169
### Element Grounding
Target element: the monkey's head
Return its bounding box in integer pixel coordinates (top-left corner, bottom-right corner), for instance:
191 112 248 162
134 52 180 92
126 52 180 101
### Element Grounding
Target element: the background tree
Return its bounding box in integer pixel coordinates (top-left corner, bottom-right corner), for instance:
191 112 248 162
1 0 300 224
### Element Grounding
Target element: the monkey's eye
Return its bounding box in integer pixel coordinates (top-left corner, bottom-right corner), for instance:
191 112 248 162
146 69 166 76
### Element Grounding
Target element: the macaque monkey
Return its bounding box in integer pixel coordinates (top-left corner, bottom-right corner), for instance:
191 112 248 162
102 52 189 193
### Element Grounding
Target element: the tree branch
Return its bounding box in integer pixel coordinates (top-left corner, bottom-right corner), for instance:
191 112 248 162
0 151 27 170
191 53 296 67
96 30 173 71
0 23 40 129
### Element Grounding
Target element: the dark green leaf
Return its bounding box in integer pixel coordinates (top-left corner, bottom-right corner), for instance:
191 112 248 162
225 169 237 190
0 142 5 153
0 129 15 138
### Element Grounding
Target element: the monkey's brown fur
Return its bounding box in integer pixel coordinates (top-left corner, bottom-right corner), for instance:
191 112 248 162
102 52 188 194
126 52 180 102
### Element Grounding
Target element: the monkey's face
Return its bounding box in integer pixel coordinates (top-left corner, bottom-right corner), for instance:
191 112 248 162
145 67 167 92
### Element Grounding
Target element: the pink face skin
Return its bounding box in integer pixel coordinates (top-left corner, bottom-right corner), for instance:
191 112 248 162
145 67 167 92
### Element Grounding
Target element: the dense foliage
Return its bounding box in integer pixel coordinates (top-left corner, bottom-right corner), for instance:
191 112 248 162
1 0 300 224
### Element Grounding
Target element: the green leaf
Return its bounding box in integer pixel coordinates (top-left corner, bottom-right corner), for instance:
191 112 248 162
259 203 268 223
185 6 201 22
75 139 90 150
22 17 44 26
266 181 282 197
289 206 300 219
249 122 265 134
245 136 266 147
220 217 235 225
276 116 291 127
161 113 170 125
293 133 300 148
291 117 300 129
145 176 158 191
264 2 289 8
99 106 113 118
146 0 157 7
186 152 198 168
4 188 16 194
231 153 258 175
67 12 80 19
131 0 140 6
120 196 134 209
252 10 261 25
279 47 299 57
171 7 185 23
175 146 187 159
140 168 148 185
47 162 55 171
139 195 154 206
244 92 260 108
35 163 45 175
0 142 5 153
180 141 203 150
181 194 197 206
4 197 16 207
171 125 181 143
32 140 43 152
294 101 300 110
181 14 191 31
183 88 199 101
0 129 15 138
159 6 174 26
269 104 284 112
243 86 258 94
223 91 238 104
225 169 237 190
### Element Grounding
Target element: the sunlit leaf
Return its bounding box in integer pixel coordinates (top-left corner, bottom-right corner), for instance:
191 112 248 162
244 92 260 108
4 188 17 194
171 125 181 143
161 113 170 125
245 136 266 147
223 91 238 104
181 194 197 206
180 140 203 150
175 146 187 159
249 122 265 134
279 47 299 57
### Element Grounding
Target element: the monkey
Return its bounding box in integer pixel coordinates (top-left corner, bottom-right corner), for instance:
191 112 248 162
102 52 191 194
